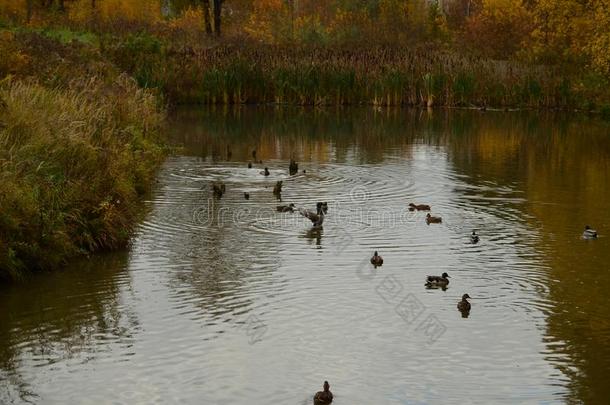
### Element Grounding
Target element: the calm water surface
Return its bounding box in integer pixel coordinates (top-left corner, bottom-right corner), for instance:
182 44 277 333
1 108 610 404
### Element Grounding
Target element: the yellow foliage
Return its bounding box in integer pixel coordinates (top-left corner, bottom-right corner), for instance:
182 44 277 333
0 1 26 22
166 7 206 43
244 0 290 43
465 0 532 59
69 0 162 25
585 0 610 75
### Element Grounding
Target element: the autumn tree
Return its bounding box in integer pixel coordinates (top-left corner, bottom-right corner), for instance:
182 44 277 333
464 0 533 59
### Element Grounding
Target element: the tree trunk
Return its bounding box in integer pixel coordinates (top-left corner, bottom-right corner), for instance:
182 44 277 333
26 0 33 22
213 0 222 37
202 0 213 35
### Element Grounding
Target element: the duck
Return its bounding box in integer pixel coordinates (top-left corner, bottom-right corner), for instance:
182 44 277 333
248 162 252 169
425 272 450 287
457 294 471 312
409 203 431 211
313 381 333 405
583 225 598 239
470 230 479 244
370 251 384 266
426 213 442 224
212 182 225 198
244 192 250 200
289 159 299 175
299 202 326 227
277 203 295 213
260 167 270 176
273 180 283 195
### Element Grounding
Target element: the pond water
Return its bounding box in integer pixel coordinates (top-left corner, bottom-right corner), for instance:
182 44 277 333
1 107 610 404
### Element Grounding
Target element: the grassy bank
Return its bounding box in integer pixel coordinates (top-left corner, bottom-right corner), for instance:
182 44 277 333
0 32 166 281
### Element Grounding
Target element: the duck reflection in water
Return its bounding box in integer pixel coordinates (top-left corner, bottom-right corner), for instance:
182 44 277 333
304 227 323 247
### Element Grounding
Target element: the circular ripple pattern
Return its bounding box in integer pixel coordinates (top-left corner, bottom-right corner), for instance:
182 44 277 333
2 114 610 405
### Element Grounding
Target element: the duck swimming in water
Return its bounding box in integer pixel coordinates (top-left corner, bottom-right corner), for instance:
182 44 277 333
583 225 598 239
273 180 283 195
299 202 326 227
457 294 471 312
313 381 333 405
370 251 384 266
426 213 442 224
470 231 479 244
289 159 298 175
425 272 450 288
260 167 270 176
277 203 295 213
212 182 225 198
409 203 431 211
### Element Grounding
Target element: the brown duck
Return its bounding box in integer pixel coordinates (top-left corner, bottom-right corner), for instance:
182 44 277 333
289 159 299 175
370 251 384 266
277 203 295 213
273 180 283 195
313 381 333 405
409 203 431 211
457 294 471 312
426 213 442 224
299 202 326 227
212 182 225 198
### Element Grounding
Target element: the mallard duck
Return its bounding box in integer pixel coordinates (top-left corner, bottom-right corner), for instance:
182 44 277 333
370 251 384 266
273 180 283 195
426 213 442 224
425 272 450 287
260 167 270 176
289 159 299 175
277 203 295 213
409 203 431 211
299 202 326 227
457 294 471 312
583 225 598 239
470 231 479 244
248 162 252 169
244 192 250 200
212 182 225 198
313 381 333 405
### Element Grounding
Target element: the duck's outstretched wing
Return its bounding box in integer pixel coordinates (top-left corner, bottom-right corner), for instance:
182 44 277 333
299 208 320 224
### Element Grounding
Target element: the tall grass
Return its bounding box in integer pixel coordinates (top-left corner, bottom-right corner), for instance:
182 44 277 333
104 40 585 108
0 77 165 280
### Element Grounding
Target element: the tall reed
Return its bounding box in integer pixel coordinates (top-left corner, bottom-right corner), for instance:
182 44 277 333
105 40 582 108
0 76 165 280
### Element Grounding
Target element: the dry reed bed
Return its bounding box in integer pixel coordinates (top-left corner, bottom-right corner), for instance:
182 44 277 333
0 76 165 280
